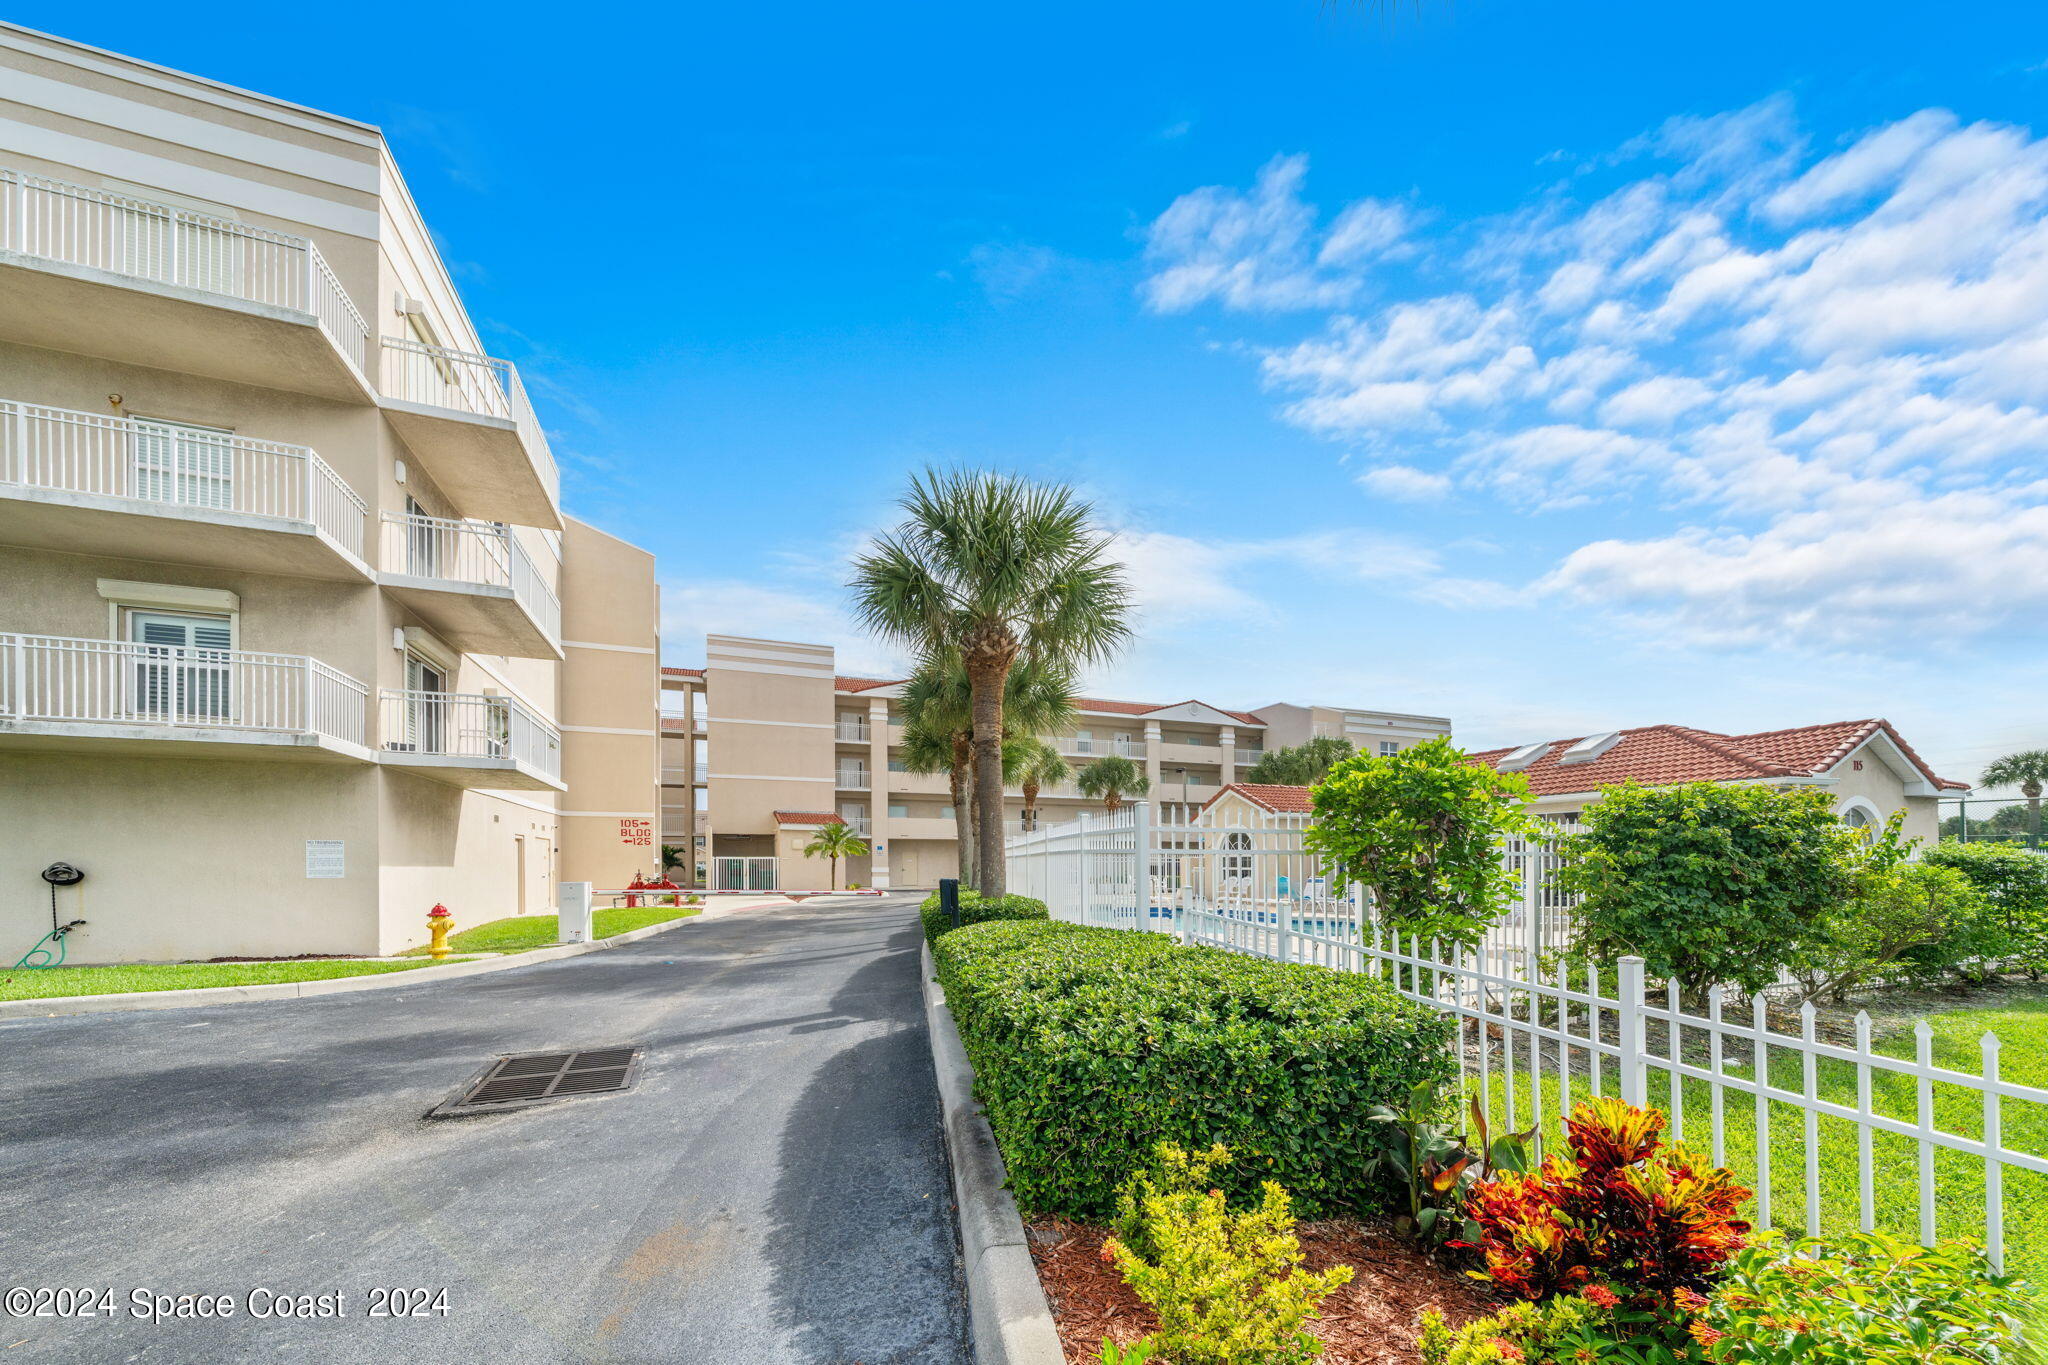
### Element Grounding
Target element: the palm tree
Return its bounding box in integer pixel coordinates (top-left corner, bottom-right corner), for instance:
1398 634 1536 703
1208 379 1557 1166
1077 753 1149 813
852 470 1131 896
1982 749 2048 848
897 650 1080 888
659 844 687 878
1245 736 1354 786
1016 740 1071 831
801 821 870 891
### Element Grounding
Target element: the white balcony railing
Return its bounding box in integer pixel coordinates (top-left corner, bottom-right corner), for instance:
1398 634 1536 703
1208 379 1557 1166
0 398 368 558
1057 738 1146 760
378 689 561 781
379 336 559 498
380 512 561 643
0 168 371 373
842 816 872 837
1232 749 1265 769
0 633 368 745
836 768 871 790
836 719 871 743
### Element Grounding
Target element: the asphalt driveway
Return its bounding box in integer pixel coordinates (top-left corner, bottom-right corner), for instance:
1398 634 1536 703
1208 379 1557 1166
0 893 968 1364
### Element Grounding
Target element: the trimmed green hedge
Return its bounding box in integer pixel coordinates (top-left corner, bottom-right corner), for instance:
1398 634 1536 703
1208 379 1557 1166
918 887 1048 943
933 918 1460 1219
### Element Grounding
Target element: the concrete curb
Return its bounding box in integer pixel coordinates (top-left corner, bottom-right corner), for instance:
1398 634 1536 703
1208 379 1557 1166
0 898 778 1022
921 939 1066 1365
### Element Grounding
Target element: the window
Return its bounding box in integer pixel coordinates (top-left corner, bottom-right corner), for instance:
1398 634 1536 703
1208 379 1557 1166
132 417 234 510
888 803 909 818
1379 741 1400 757
1221 831 1254 884
128 610 232 721
394 652 449 753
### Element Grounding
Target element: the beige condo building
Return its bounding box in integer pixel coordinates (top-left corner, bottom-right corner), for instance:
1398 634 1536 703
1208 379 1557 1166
658 634 1451 891
0 25 660 963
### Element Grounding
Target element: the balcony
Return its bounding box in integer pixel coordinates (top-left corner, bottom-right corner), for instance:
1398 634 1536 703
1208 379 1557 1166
0 633 371 761
835 718 872 744
0 169 374 402
0 398 370 578
379 337 560 529
842 815 873 837
1057 737 1146 761
835 767 871 790
377 689 563 791
377 513 562 659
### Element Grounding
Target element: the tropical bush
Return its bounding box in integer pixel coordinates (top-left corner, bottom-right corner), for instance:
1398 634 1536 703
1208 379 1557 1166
1795 850 1999 1003
931 918 1459 1217
1417 1290 1690 1365
1466 1098 1750 1301
1925 841 2048 978
1694 1232 2029 1365
917 887 1047 943
1105 1143 1353 1365
1360 1080 1532 1248
1557 782 1860 998
1304 736 1538 948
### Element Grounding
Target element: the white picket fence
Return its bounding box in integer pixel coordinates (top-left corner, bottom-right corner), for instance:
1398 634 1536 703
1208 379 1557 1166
1005 802 2047 1272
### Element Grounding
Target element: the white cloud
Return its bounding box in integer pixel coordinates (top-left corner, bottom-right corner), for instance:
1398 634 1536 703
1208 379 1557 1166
1150 98 2048 652
1140 155 1414 313
1357 464 1452 501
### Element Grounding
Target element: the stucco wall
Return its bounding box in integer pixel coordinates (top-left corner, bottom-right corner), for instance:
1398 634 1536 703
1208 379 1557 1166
0 751 379 963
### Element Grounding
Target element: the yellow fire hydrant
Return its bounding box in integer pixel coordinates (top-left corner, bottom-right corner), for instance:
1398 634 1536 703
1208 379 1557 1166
427 903 454 961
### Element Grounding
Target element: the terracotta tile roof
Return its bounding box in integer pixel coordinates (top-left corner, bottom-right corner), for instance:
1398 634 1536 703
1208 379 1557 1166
1469 718 1965 797
1072 696 1266 727
1204 782 1315 814
659 716 692 732
659 666 704 679
773 810 845 826
834 675 903 693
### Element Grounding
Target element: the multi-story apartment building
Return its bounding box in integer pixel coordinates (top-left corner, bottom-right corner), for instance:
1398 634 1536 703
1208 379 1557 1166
1256 702 1458 759
658 635 1451 891
0 24 660 962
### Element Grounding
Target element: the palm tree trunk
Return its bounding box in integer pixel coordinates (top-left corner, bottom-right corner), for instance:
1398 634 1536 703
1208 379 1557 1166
950 732 976 888
1023 780 1039 832
830 855 839 891
1106 787 1122 813
965 656 1008 897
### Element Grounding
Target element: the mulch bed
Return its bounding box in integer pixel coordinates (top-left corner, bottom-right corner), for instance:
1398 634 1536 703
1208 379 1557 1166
1027 1217 1505 1364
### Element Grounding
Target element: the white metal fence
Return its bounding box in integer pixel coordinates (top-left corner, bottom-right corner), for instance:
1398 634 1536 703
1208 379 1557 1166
379 512 561 643
1006 803 2047 1272
713 856 778 891
0 633 368 747
378 688 561 780
0 168 371 373
379 335 559 499
0 398 368 558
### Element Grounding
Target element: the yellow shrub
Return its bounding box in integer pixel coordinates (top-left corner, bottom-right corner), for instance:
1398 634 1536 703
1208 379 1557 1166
1105 1144 1353 1365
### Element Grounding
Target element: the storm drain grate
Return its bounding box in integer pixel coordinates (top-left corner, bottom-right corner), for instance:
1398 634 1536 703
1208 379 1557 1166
427 1047 642 1119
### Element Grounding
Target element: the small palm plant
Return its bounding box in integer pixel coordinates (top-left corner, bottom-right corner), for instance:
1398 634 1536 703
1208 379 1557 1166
801 821 870 891
1017 740 1071 831
1981 749 2048 848
1078 753 1149 813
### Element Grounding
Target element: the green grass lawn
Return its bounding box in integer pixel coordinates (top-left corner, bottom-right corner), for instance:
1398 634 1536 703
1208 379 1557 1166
0 958 442 1002
1470 987 2048 1287
400 904 700 956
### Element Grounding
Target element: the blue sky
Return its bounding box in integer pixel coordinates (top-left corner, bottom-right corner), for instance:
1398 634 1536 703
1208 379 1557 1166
23 1 2048 785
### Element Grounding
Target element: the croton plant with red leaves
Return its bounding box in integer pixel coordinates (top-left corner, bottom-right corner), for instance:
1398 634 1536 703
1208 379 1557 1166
1465 1097 1751 1301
